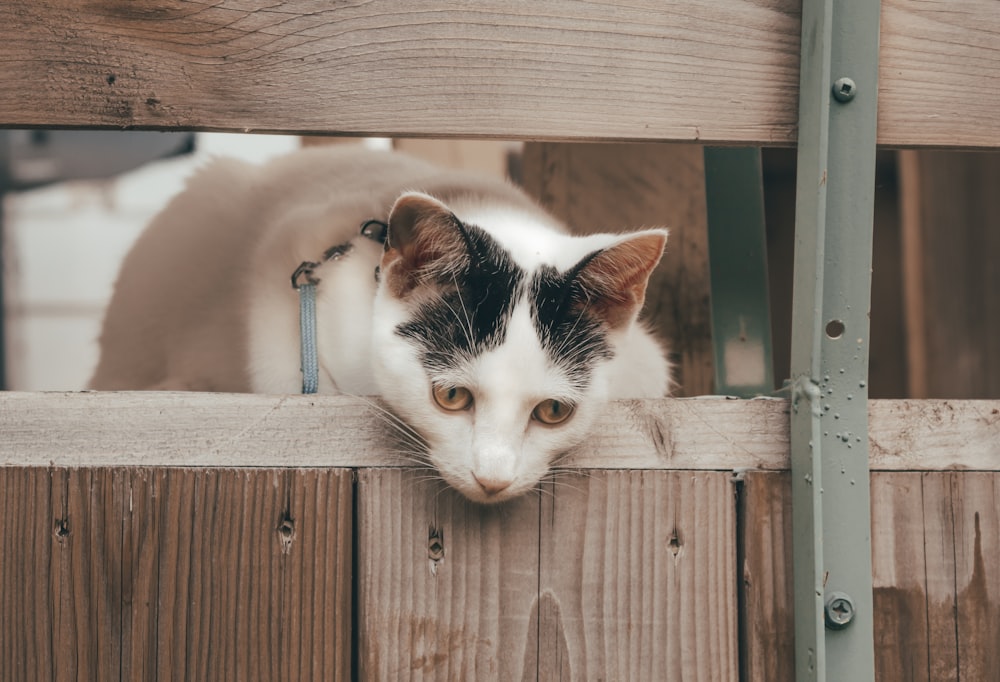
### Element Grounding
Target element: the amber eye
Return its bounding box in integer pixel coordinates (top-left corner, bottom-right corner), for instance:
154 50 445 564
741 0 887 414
432 385 474 412
532 399 575 425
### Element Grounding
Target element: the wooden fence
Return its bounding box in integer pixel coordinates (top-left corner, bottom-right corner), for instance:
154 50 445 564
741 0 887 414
2 0 1000 679
2 393 998 680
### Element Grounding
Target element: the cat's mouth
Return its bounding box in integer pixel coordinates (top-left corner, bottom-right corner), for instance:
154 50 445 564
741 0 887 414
447 471 535 505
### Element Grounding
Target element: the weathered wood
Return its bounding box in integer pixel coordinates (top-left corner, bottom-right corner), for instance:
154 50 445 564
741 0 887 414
355 469 541 680
357 469 736 680
0 467 353 682
898 150 1000 398
0 468 125 682
738 471 794 682
1 1 998 147
521 143 714 397
3 393 999 470
741 471 1000 682
534 471 737 681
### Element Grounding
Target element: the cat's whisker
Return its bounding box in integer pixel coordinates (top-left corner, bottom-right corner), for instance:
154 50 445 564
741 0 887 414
383 453 432 468
447 271 477 351
342 392 428 449
551 297 594 358
532 483 557 501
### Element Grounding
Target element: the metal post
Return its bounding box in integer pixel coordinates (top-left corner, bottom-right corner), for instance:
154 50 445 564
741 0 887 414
789 0 880 679
704 147 775 397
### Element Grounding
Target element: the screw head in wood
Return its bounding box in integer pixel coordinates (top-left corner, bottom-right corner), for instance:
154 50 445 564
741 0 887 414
832 77 857 103
825 592 856 629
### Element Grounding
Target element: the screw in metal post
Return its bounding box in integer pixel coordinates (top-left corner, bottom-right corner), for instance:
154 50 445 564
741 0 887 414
824 592 856 630
832 77 857 103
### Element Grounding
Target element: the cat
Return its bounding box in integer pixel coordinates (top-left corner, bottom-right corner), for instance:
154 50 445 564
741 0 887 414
90 146 671 503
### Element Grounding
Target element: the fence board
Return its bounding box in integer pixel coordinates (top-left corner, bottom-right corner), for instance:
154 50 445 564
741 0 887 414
535 471 737 681
355 469 541 680
0 468 125 681
0 467 352 682
0 1 998 147
357 469 736 680
4 394 999 471
898 150 1000 398
741 471 1000 682
738 471 794 682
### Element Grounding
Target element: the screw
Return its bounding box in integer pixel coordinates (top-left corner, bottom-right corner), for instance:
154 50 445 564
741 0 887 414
832 77 857 103
825 592 856 629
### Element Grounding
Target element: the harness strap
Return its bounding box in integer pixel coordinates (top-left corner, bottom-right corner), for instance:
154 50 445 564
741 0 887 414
290 219 388 394
298 282 319 394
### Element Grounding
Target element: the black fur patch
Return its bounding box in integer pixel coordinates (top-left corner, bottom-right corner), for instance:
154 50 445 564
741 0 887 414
396 221 613 389
395 222 524 374
529 263 613 389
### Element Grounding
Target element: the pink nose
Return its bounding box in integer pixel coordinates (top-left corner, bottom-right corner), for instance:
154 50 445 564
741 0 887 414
473 474 513 496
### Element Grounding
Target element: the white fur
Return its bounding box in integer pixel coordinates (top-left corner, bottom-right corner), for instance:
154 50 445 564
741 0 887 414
91 147 671 504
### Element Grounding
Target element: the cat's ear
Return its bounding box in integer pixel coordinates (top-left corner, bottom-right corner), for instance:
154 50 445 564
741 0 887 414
382 192 466 297
575 229 668 328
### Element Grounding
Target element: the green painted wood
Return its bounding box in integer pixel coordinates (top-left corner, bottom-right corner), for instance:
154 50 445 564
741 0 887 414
704 147 775 397
789 0 881 679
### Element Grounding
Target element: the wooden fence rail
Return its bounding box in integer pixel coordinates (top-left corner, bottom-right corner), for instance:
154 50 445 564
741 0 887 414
2 394 998 680
1 0 999 147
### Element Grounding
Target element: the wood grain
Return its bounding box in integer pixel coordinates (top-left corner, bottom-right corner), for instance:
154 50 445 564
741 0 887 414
738 472 794 682
0 468 125 681
357 469 737 680
535 471 737 681
355 468 541 680
2 393 999 470
0 467 353 682
741 471 1000 682
521 143 715 397
0 1 997 147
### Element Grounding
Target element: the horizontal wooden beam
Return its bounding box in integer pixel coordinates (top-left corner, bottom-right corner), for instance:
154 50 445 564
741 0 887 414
0 1 997 147
2 393 998 471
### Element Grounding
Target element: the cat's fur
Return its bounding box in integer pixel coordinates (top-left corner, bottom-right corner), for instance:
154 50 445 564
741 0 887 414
91 146 671 503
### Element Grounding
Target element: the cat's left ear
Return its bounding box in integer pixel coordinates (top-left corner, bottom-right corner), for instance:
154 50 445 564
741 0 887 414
576 229 668 328
381 192 466 297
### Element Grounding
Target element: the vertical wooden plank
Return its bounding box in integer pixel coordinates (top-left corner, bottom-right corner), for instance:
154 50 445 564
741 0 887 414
898 150 931 398
521 143 714 396
745 471 1000 682
739 471 794 682
898 150 1000 399
356 469 540 680
870 474 936 681
122 468 159 681
534 471 737 680
915 474 961 680
951 473 1000 681
123 468 352 681
0 468 124 682
1 468 56 681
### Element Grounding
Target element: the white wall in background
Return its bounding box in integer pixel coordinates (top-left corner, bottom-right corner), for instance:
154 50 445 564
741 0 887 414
3 133 300 390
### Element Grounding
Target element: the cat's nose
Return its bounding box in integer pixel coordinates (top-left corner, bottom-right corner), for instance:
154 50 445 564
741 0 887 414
473 473 513 497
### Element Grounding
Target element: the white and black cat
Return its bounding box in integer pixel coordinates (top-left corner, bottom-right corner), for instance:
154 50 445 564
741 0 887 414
91 146 671 503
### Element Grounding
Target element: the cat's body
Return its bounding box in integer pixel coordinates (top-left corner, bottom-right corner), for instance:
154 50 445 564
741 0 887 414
91 146 671 503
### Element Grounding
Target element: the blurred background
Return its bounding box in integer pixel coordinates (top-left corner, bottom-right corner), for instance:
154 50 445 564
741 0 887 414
0 133 518 391
1 133 997 397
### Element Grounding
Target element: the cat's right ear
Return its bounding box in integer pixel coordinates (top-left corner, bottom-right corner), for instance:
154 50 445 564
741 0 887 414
381 192 466 298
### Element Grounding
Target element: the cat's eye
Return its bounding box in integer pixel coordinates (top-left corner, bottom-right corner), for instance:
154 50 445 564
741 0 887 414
532 399 575 425
432 385 474 412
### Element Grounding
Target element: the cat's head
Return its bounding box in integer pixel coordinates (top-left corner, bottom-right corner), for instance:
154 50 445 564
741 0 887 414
371 192 668 504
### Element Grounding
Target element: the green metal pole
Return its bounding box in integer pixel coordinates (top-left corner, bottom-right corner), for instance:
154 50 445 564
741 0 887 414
703 147 775 397
790 0 880 679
